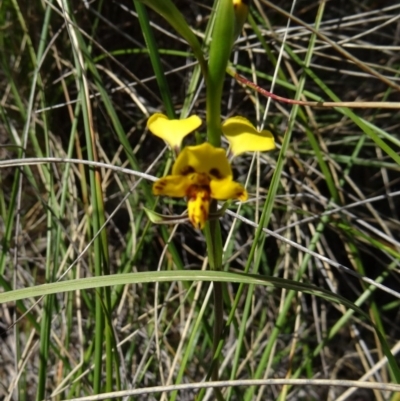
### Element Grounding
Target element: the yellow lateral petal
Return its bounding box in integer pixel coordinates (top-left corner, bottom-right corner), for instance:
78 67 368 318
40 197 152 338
222 116 275 156
147 113 202 150
172 142 232 179
210 178 248 201
152 175 191 198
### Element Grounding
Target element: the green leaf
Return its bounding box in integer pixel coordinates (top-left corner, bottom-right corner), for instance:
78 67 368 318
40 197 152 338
144 202 230 225
0 270 372 311
143 206 189 225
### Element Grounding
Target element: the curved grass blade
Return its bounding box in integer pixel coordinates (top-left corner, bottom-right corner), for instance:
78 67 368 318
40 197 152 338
136 0 207 79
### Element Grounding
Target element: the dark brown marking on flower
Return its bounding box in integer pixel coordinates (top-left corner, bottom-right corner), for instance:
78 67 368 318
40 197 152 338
201 191 210 202
200 204 208 223
180 165 195 176
236 190 247 200
209 168 222 179
154 181 166 192
186 185 197 199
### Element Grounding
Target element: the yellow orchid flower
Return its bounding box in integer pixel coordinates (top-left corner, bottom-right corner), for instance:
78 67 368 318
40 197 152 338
153 142 248 229
147 113 202 151
222 116 275 156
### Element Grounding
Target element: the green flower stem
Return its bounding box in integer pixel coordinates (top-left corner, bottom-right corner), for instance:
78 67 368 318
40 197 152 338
206 0 235 146
204 201 224 400
203 1 236 393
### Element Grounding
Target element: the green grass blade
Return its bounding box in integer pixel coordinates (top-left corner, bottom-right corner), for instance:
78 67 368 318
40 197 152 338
134 0 175 118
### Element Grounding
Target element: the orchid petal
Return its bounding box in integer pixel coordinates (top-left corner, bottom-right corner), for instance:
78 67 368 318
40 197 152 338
210 178 248 201
172 142 232 178
152 175 191 197
222 116 275 156
147 113 202 150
